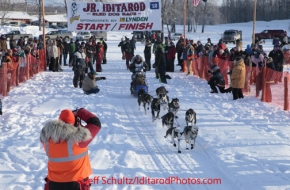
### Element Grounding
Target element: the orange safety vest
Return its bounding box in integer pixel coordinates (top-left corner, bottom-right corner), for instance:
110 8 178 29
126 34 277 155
43 139 92 182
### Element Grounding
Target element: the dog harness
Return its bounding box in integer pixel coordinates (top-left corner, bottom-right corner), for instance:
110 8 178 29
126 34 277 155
152 100 160 111
168 101 179 114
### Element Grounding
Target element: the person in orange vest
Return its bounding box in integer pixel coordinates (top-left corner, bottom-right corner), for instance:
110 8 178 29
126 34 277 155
40 108 101 190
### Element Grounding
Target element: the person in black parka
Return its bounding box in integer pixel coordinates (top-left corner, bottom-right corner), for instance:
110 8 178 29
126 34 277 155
100 38 107 64
208 65 231 93
154 45 167 84
144 40 152 71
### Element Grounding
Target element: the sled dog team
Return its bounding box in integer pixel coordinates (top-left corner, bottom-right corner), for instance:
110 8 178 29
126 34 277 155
137 86 199 153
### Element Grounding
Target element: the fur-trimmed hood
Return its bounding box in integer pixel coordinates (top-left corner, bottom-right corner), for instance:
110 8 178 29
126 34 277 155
40 120 92 143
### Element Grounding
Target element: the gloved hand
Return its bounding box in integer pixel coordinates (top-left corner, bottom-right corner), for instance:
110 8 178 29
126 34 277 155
72 108 79 114
101 77 106 80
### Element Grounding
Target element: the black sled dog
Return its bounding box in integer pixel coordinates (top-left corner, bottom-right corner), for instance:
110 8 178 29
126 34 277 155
164 127 183 153
151 98 160 122
161 112 175 128
168 98 180 117
138 89 153 115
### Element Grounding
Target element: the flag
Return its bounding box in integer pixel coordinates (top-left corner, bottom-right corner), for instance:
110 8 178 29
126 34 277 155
192 0 201 7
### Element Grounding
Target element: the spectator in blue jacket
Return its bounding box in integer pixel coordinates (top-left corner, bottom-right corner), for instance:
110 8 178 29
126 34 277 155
245 44 253 55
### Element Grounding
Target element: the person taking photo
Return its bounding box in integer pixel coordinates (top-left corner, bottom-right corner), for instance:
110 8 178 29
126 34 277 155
40 108 101 190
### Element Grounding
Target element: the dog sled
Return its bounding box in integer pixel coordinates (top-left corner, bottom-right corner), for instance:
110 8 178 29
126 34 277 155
130 72 148 97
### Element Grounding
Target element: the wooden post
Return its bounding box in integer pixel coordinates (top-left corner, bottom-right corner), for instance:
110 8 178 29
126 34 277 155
39 0 41 31
182 0 187 73
183 0 186 46
16 62 19 86
252 0 257 45
42 0 47 71
0 63 8 96
261 67 266 102
26 55 30 80
201 1 207 33
249 67 252 95
284 73 289 110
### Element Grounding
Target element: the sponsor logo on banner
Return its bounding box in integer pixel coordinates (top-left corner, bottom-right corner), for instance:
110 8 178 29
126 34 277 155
67 0 162 31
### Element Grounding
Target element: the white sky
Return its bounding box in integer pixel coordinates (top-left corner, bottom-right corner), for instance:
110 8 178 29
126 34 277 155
0 19 290 190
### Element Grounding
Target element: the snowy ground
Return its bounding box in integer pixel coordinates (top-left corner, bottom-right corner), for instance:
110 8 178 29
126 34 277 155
0 20 290 190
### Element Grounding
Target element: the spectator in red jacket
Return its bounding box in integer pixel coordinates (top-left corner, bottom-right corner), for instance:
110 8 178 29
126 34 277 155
216 48 228 60
95 42 104 72
166 42 176 72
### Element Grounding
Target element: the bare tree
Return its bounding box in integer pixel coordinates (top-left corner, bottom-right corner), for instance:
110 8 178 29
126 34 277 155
220 0 290 24
163 0 179 34
0 0 12 25
186 2 204 33
64 0 67 14
201 1 208 33
170 0 176 33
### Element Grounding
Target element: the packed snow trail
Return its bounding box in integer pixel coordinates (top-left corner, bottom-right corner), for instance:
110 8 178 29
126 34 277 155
0 41 290 190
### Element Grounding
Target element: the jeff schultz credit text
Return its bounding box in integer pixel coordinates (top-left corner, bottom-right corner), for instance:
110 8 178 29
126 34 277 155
85 176 222 185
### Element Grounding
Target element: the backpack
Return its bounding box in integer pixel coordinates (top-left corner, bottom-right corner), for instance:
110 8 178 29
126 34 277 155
189 48 193 56
74 52 87 69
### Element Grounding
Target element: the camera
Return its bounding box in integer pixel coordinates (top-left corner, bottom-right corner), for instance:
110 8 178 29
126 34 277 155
72 108 84 127
74 116 82 127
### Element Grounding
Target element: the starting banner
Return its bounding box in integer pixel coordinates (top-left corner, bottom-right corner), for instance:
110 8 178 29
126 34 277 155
67 0 162 32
